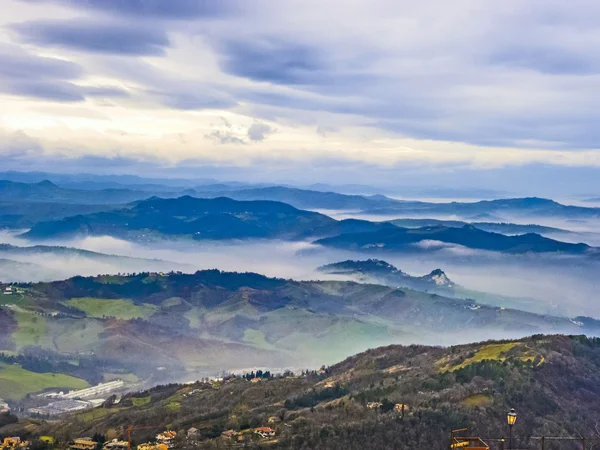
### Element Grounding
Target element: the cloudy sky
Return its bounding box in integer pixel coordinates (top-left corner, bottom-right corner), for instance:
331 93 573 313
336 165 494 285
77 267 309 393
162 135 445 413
1 0 600 193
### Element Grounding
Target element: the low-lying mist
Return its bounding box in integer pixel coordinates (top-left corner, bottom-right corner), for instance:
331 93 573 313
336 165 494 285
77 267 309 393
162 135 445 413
2 228 600 319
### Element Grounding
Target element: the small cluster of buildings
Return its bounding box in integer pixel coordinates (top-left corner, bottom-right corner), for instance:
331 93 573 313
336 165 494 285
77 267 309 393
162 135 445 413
154 431 177 448
1 438 29 450
31 380 126 416
41 380 125 400
28 398 104 416
220 426 276 442
69 439 129 450
366 401 410 414
69 438 166 450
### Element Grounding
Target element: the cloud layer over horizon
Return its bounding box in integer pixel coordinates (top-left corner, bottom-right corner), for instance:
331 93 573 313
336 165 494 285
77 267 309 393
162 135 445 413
2 0 600 193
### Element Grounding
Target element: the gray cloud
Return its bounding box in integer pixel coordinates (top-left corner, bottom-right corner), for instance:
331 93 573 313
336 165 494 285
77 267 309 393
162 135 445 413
205 130 246 145
0 49 83 79
20 0 237 19
216 38 326 85
0 46 129 102
159 91 237 110
12 19 170 55
247 121 275 142
6 0 600 167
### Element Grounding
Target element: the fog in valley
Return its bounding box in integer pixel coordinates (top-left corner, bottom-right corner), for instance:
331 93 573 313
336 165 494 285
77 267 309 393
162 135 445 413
2 215 600 320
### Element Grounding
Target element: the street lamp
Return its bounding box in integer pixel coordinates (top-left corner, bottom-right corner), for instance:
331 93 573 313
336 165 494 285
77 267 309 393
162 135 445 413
507 408 517 450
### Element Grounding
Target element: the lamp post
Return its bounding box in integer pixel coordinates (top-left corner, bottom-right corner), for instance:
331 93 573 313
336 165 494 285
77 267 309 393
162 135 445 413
507 408 517 450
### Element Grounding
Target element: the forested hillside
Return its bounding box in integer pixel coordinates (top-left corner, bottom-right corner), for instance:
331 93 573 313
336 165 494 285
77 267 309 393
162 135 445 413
4 335 600 450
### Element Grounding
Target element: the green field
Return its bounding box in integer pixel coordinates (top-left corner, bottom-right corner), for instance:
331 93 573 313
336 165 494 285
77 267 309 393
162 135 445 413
242 329 276 350
0 362 88 400
445 342 519 372
13 311 48 348
65 298 158 320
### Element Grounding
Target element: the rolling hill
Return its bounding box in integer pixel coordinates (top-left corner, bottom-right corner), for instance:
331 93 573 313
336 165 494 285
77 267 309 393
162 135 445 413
22 196 337 241
316 224 592 254
0 180 159 205
389 218 574 235
0 270 596 401
0 244 192 282
361 196 600 219
318 259 555 313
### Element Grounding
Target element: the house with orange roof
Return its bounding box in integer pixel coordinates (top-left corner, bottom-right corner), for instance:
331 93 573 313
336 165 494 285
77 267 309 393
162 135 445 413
254 427 275 438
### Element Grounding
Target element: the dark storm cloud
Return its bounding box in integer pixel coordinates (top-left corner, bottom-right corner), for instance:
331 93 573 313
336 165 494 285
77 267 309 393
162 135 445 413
12 20 170 55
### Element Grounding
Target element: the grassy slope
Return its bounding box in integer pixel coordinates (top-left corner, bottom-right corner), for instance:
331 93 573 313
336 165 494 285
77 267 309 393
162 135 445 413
0 362 88 400
65 298 158 320
13 311 48 348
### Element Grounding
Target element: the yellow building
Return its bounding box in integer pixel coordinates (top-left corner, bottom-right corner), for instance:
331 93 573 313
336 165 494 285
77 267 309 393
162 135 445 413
69 439 97 450
2 438 30 450
137 444 168 450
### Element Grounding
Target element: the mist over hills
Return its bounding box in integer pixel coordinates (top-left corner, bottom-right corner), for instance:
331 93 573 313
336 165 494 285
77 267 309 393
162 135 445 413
22 196 336 241
317 259 558 314
1 269 596 401
316 224 592 254
361 197 600 219
0 244 191 282
19 195 596 256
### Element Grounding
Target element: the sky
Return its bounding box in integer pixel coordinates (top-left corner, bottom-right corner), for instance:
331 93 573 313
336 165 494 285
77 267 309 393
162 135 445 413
2 0 600 194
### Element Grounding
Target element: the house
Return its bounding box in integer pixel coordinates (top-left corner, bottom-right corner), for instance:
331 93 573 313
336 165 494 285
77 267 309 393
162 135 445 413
221 430 238 439
69 440 97 450
137 444 167 450
367 401 382 409
250 377 261 383
0 399 9 412
254 427 276 438
2 438 30 450
3 287 12 295
394 403 409 414
186 428 199 440
103 440 129 450
155 431 177 448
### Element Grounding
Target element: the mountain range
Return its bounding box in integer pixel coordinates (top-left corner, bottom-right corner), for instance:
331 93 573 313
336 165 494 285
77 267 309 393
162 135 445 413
20 196 594 255
4 179 600 223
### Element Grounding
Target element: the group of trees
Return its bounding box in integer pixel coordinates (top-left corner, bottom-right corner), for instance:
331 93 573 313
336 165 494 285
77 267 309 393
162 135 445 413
242 370 272 380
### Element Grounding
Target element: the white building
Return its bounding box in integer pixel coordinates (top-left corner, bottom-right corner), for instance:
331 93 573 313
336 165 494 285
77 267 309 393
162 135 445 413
0 399 9 412
61 380 125 399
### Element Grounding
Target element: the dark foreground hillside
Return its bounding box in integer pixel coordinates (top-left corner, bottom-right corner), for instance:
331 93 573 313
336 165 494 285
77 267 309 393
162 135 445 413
4 335 600 450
